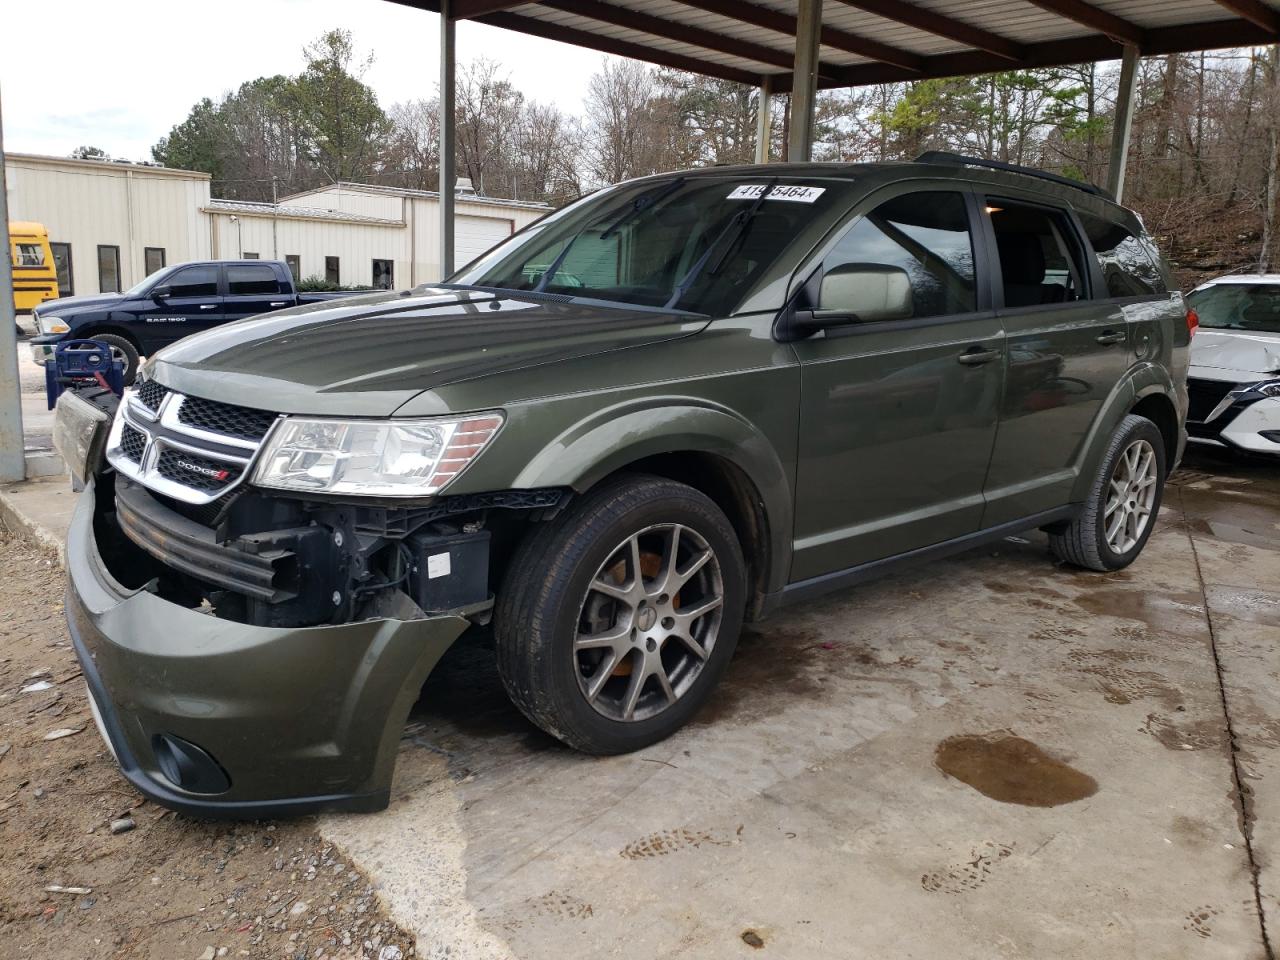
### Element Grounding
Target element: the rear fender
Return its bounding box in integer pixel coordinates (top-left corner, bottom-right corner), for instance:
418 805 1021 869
512 398 793 596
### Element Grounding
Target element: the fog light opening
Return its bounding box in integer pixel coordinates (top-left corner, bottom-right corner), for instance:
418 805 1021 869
152 733 232 795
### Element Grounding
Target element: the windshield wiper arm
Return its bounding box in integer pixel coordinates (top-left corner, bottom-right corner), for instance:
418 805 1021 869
664 178 778 310
533 178 688 294
600 177 686 240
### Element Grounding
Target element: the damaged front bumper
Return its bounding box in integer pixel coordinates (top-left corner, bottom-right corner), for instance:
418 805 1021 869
67 477 471 818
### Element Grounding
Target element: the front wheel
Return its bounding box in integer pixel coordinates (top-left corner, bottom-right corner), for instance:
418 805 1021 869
1049 414 1167 571
495 475 746 754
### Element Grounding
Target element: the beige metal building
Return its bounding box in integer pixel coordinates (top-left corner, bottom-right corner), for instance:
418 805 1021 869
3 152 549 297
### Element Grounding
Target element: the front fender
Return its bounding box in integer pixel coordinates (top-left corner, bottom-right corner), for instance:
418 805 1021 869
512 397 794 596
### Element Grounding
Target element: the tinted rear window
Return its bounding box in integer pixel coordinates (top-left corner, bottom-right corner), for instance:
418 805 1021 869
1078 212 1166 298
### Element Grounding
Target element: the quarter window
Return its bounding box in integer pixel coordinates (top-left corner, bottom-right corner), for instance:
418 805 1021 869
1078 213 1166 298
97 245 121 293
821 191 976 320
986 201 1086 307
227 264 283 296
165 265 219 298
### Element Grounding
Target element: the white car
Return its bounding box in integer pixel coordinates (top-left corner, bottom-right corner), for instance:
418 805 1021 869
1185 274 1280 456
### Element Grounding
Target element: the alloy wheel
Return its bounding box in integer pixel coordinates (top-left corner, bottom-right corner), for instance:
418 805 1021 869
574 523 724 723
1105 438 1158 554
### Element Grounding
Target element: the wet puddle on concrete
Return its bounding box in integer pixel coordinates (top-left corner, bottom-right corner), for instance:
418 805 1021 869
934 733 1098 807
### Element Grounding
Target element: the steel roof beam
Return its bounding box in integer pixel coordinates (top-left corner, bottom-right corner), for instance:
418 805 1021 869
832 0 1025 61
1019 0 1145 46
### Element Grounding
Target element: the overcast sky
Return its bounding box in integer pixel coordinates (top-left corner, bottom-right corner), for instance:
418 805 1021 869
0 0 617 161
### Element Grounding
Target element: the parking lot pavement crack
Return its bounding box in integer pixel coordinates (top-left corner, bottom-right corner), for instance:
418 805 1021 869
1179 488 1276 960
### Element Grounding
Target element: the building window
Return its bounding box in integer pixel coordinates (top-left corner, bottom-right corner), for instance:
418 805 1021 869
325 256 340 286
243 252 260 260
50 242 73 296
144 247 166 277
285 255 301 282
97 245 121 293
372 259 394 290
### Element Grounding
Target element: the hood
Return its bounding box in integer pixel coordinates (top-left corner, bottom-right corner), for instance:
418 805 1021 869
37 293 124 316
149 287 708 417
1189 328 1280 383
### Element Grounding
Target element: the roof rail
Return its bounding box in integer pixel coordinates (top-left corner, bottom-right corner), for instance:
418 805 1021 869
914 151 1113 201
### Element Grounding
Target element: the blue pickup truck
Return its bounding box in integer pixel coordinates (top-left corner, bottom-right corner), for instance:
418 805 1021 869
30 259 362 382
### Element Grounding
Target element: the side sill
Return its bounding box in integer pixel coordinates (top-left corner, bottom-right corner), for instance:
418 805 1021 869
756 505 1079 618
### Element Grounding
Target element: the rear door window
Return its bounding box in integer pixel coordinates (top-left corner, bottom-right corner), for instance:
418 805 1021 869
986 200 1087 307
227 264 283 296
1078 213 1166 298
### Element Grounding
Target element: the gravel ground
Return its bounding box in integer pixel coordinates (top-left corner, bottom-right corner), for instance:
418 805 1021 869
0 528 416 960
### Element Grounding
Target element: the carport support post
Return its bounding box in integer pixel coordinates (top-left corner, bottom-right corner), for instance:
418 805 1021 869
755 75 773 164
788 0 822 162
0 86 24 484
1107 42 1140 202
439 0 456 281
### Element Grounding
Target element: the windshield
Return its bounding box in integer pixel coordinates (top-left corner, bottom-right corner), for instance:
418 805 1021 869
452 176 850 316
1189 283 1280 333
123 268 169 297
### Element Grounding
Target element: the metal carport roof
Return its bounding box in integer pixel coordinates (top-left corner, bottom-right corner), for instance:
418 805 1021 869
391 0 1280 90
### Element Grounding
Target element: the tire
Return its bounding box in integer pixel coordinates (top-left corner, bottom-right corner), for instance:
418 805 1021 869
88 334 140 386
1049 414 1167 572
495 474 747 754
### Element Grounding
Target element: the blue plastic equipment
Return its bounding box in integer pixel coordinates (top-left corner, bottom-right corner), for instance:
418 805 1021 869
44 339 126 410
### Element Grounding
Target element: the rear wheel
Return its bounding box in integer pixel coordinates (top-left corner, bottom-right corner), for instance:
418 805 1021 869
1049 414 1166 571
495 475 745 754
88 333 140 385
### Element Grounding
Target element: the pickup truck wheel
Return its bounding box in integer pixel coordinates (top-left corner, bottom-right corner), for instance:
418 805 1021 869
89 334 140 385
1049 414 1166 572
495 475 746 754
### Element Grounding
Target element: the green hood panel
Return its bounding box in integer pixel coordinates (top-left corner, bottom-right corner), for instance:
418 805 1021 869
148 287 707 417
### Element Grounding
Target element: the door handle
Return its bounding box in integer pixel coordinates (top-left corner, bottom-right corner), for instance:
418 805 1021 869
269 301 287 307
957 347 1000 366
198 304 216 310
1096 330 1126 345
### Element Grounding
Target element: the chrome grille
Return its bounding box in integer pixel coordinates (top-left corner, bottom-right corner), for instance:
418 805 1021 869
105 385 280 506
119 424 147 463
135 379 169 413
178 396 277 443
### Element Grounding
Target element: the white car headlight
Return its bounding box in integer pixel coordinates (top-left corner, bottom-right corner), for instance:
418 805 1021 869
39 315 70 335
252 414 503 497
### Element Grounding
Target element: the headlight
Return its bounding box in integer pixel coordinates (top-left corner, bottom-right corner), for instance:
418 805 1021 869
1251 379 1280 398
38 315 70 335
252 414 504 497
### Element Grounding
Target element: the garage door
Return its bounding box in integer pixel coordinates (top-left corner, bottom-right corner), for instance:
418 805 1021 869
455 215 513 268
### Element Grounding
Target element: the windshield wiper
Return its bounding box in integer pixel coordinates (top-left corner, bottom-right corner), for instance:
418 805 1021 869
600 177 686 240
532 178 688 294
665 178 778 310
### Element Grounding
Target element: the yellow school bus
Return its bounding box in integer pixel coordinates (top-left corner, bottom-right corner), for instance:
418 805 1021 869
9 221 59 311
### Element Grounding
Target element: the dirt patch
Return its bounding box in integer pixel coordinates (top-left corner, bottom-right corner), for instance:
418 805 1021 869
0 530 414 960
934 733 1098 807
1141 713 1227 752
691 626 826 726
1071 588 1206 636
920 841 1015 894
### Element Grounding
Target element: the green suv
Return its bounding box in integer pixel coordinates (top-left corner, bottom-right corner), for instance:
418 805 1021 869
59 154 1190 816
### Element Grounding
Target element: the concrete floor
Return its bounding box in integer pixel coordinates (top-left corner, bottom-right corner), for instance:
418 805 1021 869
320 450 1280 960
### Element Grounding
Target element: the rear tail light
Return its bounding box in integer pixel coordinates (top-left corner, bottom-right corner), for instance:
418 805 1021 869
1186 308 1199 337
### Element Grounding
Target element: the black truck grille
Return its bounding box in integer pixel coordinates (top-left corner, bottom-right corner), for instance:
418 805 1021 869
1187 378 1236 423
135 378 169 413
177 396 277 442
119 424 147 463
156 449 243 494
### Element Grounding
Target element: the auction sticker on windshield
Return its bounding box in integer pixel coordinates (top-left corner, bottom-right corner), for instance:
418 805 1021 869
728 184 825 203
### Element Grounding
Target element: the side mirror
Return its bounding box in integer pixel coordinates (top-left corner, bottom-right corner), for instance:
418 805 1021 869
152 286 171 300
815 263 914 324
